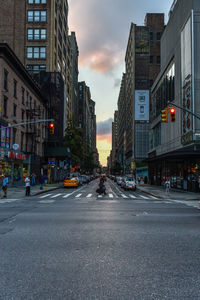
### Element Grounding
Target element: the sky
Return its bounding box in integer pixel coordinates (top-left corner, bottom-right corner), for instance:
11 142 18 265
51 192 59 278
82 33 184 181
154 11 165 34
68 0 173 166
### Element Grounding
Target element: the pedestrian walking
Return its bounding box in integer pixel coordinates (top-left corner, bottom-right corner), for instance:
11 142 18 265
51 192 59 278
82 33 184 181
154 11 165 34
25 176 31 196
39 173 44 190
2 175 9 198
165 178 170 194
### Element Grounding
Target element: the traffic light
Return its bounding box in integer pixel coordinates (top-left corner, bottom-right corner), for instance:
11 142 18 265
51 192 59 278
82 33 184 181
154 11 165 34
161 108 168 122
49 122 54 134
169 108 175 122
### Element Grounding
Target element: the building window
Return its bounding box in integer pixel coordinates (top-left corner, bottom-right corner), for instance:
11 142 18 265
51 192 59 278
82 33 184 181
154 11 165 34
149 79 154 87
4 69 8 90
14 80 17 98
12 128 17 145
13 104 17 117
28 0 47 3
26 64 46 73
27 47 46 59
157 56 161 64
150 56 153 64
3 96 8 117
150 32 153 40
27 10 46 22
27 28 46 40
157 32 161 40
22 110 25 122
22 87 25 104
21 132 24 151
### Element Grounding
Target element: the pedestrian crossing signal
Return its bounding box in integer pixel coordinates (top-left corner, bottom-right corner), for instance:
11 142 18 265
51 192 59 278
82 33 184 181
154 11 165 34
161 108 168 122
49 122 54 134
170 108 175 122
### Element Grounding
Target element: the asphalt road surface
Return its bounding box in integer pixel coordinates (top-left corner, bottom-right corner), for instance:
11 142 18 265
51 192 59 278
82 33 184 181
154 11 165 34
0 178 200 300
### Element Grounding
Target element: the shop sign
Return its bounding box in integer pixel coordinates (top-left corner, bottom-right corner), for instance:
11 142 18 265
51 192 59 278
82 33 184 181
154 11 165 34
48 158 56 165
8 151 26 160
1 126 10 148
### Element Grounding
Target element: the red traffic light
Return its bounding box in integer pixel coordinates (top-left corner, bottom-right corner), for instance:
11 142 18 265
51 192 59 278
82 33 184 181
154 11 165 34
49 123 54 128
170 108 175 114
169 108 175 122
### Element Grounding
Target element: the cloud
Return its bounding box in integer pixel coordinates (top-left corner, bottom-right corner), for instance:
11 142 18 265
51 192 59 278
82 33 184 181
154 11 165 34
68 0 172 74
97 118 113 136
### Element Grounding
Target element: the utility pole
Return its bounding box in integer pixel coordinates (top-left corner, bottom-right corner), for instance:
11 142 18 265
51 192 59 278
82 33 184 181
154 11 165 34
3 119 54 129
167 101 200 121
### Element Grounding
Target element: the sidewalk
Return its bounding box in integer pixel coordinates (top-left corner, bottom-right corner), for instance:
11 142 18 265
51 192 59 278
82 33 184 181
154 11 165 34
137 184 200 201
0 183 62 199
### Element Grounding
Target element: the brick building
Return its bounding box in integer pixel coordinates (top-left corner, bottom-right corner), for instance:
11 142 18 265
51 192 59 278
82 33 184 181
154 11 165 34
0 43 47 183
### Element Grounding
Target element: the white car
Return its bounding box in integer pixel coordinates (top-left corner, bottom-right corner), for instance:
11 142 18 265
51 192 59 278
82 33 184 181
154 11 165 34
123 177 136 191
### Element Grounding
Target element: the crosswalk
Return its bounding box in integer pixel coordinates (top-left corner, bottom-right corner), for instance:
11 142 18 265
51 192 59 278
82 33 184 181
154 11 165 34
37 192 160 201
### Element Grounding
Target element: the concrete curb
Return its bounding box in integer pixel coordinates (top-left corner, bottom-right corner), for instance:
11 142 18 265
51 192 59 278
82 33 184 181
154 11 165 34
31 185 62 196
137 187 200 201
137 187 162 199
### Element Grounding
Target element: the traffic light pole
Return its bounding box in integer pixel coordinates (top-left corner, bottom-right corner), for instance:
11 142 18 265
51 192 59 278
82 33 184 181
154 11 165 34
167 101 200 121
2 119 54 129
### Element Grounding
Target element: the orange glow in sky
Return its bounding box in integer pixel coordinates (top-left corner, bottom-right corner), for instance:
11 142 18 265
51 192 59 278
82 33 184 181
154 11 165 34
97 134 111 166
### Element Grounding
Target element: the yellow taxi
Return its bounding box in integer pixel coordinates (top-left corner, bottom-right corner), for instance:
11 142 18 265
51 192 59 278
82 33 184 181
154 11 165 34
64 177 79 188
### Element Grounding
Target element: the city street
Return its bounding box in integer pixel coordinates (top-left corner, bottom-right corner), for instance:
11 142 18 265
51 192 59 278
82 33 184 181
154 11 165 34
1 178 200 299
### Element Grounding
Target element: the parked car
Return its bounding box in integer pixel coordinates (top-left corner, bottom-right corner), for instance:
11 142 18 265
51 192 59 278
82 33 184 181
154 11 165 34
64 177 79 188
123 177 136 191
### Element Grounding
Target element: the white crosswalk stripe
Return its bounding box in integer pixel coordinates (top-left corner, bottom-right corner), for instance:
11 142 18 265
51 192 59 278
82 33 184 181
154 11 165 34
121 194 128 198
63 193 73 198
109 194 114 198
149 195 158 199
51 193 62 198
98 195 103 198
129 194 136 199
140 195 149 199
86 194 92 198
40 194 52 198
75 193 82 198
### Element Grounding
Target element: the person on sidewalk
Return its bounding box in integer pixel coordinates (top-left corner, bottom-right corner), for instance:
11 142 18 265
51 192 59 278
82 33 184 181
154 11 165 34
165 178 170 194
39 173 44 190
2 175 9 198
31 173 36 186
25 176 31 196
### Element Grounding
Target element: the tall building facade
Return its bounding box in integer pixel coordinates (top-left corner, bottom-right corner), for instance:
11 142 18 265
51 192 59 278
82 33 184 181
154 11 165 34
69 32 79 126
78 82 97 158
0 0 72 127
111 111 118 168
148 0 200 192
124 14 164 173
117 73 126 173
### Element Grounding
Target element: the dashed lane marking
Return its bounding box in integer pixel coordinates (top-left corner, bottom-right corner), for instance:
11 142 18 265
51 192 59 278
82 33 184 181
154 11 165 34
39 200 55 204
0 199 18 203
